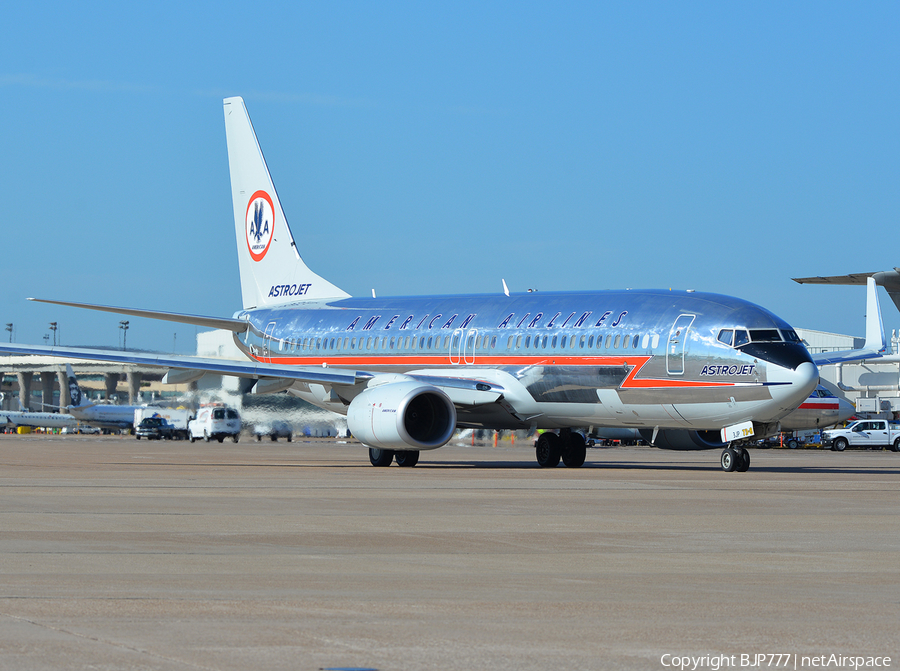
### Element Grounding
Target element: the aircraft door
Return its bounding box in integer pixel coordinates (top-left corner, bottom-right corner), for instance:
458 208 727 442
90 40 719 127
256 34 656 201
450 329 462 364
666 314 695 375
463 329 477 364
263 321 277 362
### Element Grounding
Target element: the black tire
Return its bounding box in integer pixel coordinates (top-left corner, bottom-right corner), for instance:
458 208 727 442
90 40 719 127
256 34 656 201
562 432 587 468
369 447 394 467
892 438 900 453
535 432 561 467
204 432 210 443
286 434 292 443
217 436 224 443
787 439 800 450
395 451 420 467
256 434 261 442
232 434 239 443
721 447 738 472
189 435 196 443
136 435 141 440
270 434 277 442
736 448 750 472
833 437 848 452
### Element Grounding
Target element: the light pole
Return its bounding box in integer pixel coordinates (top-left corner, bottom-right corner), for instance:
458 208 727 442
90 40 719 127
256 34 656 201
49 322 57 346
119 320 129 350
5 323 11 343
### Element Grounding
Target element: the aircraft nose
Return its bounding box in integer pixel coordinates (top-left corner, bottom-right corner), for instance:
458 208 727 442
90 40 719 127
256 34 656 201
769 361 819 413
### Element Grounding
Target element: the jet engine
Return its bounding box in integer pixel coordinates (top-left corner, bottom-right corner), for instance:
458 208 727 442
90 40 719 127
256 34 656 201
639 428 728 451
347 381 457 451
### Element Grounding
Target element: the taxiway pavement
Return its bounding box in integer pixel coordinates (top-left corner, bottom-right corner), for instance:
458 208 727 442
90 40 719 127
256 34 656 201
1 435 898 670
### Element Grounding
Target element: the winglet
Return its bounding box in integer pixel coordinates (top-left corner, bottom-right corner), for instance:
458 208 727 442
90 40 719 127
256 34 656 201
864 276 886 353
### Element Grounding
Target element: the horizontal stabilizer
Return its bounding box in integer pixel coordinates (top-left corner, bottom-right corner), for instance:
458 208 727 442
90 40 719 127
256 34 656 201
28 298 249 333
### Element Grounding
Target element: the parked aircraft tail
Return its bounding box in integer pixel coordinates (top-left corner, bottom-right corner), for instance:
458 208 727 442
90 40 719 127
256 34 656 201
64 364 93 410
223 96 349 310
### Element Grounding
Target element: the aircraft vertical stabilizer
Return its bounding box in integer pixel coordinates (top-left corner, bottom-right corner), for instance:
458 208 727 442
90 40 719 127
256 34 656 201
223 96 349 309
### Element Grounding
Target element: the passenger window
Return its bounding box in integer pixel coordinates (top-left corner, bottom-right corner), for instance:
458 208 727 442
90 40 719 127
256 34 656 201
613 334 620 349
605 334 612 349
551 336 557 348
633 335 639 349
476 334 483 349
733 330 750 347
427 337 433 349
366 337 373 350
588 335 594 348
580 335 586 348
641 334 649 349
622 334 629 350
404 336 410 349
508 336 514 349
490 336 497 348
351 338 356 350
443 336 450 349
524 336 531 348
717 329 734 347
389 337 396 349
515 335 522 348
560 335 566 348
651 334 660 348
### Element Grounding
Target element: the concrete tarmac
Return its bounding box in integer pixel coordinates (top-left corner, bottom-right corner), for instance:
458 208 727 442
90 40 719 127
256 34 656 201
1 435 898 670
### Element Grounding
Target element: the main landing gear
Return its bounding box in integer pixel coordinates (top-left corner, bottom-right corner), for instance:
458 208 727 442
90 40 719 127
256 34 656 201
535 429 586 468
368 447 421 467
720 445 750 472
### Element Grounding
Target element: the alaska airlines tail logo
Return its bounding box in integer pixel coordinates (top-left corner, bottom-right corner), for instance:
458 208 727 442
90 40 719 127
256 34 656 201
67 376 82 407
245 190 275 262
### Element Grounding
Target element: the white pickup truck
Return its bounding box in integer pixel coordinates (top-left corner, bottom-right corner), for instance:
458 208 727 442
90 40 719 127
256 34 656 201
822 420 900 452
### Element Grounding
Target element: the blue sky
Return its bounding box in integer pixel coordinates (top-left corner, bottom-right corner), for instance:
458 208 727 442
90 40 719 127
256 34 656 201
2 2 899 351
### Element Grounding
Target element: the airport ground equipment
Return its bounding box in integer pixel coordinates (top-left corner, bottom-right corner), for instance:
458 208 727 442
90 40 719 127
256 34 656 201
821 420 900 452
133 408 191 440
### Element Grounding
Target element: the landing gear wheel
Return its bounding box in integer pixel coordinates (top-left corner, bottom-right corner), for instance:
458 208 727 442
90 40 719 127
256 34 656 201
833 437 848 452
395 451 420 467
369 447 394 467
535 432 561 467
736 447 750 472
562 432 586 468
721 447 738 472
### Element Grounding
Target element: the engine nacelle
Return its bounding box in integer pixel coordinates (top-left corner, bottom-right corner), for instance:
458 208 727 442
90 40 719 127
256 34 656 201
639 428 728 451
347 381 457 451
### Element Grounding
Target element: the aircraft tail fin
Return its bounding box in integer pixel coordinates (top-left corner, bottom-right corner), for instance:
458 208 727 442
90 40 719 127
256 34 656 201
65 364 92 410
223 97 349 309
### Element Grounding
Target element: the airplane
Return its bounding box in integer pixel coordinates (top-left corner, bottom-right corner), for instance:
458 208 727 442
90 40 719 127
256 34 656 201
793 269 900 314
0 410 77 431
61 364 143 431
0 97 885 472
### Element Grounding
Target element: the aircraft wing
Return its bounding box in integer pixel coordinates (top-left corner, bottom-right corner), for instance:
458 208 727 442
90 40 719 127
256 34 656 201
808 277 886 366
0 343 507 406
0 342 368 387
793 268 900 313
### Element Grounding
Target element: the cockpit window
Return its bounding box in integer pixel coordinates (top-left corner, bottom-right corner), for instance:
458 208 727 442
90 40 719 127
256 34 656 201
816 388 836 398
781 329 801 343
717 329 734 346
733 329 750 347
750 329 782 342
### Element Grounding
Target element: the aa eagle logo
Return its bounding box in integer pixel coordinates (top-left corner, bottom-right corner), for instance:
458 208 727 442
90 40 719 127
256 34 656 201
245 190 275 262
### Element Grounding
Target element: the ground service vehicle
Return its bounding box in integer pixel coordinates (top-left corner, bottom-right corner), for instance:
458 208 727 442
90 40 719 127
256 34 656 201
134 408 191 440
189 405 241 443
822 420 900 452
253 420 293 442
135 416 174 440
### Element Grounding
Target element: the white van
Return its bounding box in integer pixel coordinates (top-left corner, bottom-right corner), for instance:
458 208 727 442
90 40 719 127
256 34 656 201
188 405 242 443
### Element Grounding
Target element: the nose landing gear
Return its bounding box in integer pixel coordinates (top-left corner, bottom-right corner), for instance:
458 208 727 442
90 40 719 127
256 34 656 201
721 446 750 472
